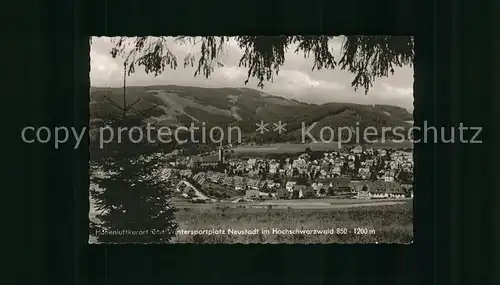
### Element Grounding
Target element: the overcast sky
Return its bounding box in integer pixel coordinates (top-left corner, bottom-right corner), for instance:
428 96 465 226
90 37 414 111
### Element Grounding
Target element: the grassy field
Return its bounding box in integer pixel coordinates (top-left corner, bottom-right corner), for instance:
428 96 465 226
231 142 339 154
231 141 413 155
173 202 413 244
172 197 410 209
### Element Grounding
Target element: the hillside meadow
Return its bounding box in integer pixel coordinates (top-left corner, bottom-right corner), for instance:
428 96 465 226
90 85 414 139
173 202 413 244
229 141 413 156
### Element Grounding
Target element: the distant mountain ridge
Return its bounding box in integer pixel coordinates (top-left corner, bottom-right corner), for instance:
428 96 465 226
90 85 413 141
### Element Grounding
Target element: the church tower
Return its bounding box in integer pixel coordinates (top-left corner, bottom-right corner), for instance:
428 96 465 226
218 140 224 163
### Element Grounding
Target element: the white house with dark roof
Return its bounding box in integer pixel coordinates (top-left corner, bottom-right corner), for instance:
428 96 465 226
286 181 296 192
352 146 363 154
246 178 261 190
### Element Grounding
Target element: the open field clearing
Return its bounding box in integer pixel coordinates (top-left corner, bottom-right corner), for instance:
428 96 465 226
173 202 413 244
231 141 413 155
89 198 413 244
172 197 411 210
231 143 340 154
255 199 409 209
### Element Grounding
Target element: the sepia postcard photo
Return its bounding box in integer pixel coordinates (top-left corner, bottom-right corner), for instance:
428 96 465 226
89 36 414 244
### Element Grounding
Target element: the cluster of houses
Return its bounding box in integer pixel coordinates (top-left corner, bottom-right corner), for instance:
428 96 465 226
172 145 412 181
161 145 414 200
